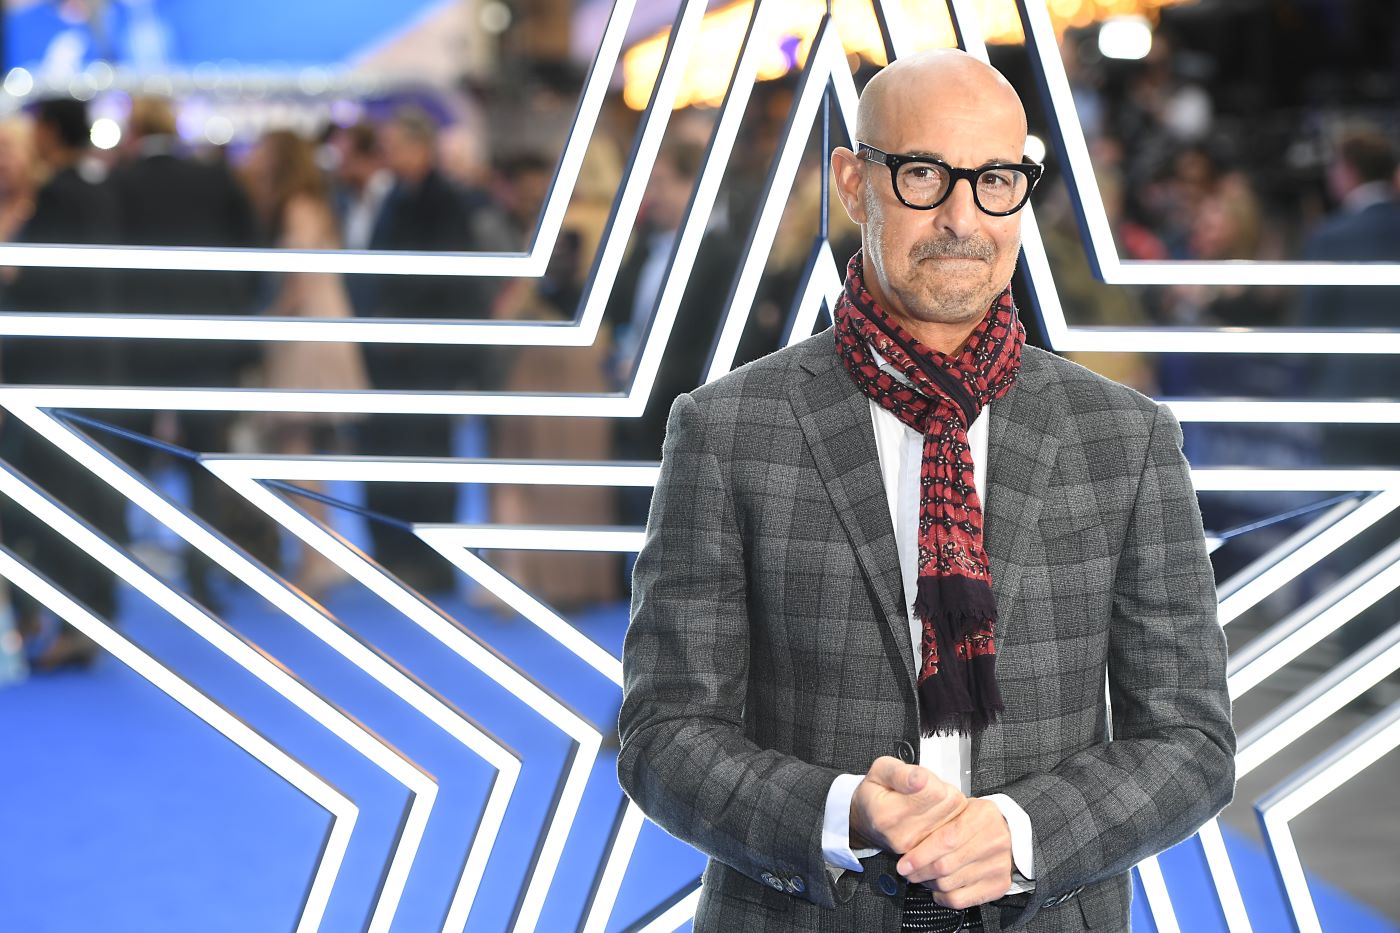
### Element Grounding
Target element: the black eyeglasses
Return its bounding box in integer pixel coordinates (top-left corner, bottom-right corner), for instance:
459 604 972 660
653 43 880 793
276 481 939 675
856 142 1044 216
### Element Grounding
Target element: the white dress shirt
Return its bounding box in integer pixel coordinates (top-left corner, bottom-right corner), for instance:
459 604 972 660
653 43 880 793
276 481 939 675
820 351 1035 893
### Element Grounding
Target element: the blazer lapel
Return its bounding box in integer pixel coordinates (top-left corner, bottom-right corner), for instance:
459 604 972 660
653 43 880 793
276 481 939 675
790 335 917 692
984 348 1064 628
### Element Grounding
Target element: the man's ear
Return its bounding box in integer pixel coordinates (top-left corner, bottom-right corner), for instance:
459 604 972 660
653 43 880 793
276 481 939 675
830 147 867 225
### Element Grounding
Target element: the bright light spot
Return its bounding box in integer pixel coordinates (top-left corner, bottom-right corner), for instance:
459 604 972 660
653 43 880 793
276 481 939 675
3 68 34 97
204 115 234 146
480 1 512 34
68 76 96 101
1099 15 1152 61
1024 134 1047 164
90 118 122 150
84 60 115 90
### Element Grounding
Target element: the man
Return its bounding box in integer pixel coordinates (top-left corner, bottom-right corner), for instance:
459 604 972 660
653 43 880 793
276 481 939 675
1299 125 1400 405
357 107 507 591
329 121 394 315
618 50 1234 932
1 98 124 668
105 95 266 610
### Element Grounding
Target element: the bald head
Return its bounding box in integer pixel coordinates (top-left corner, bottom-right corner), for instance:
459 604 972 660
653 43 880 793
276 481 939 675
855 49 1027 147
831 49 1035 354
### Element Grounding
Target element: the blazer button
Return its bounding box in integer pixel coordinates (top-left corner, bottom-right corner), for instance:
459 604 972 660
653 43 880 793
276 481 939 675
896 740 917 764
878 873 900 897
760 871 784 891
785 875 806 895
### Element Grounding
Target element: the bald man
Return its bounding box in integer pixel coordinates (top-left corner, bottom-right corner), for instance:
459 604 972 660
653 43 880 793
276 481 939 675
619 50 1233 932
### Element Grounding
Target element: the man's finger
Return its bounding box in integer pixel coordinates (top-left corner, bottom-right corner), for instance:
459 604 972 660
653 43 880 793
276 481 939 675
866 755 926 793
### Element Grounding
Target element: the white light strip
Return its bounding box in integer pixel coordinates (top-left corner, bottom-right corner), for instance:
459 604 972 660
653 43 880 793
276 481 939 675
0 0 639 281
1195 819 1253 933
1189 470 1400 492
1166 401 1400 423
414 532 624 686
1054 328 1400 355
0 385 632 417
1256 701 1400 933
778 241 843 351
200 456 660 487
1228 538 1400 699
526 0 640 274
4 405 521 933
204 457 599 933
571 0 711 346
0 314 602 346
704 18 856 385
578 803 648 933
1019 0 1400 290
1133 856 1182 933
418 524 646 554
1258 807 1321 933
633 885 703 933
1217 492 1399 625
0 461 433 930
0 542 358 933
1235 621 1400 778
1110 261 1400 288
1016 0 1124 280
1216 497 1361 604
638 0 782 401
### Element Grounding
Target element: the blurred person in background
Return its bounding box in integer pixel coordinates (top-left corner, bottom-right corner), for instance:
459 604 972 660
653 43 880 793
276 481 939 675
487 136 624 607
107 95 266 610
0 118 37 243
1299 126 1400 402
497 151 556 250
358 106 507 592
1298 124 1400 672
0 98 123 669
243 129 368 598
328 120 393 314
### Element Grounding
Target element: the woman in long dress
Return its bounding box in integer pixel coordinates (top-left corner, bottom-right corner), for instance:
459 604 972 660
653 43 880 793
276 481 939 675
243 129 369 598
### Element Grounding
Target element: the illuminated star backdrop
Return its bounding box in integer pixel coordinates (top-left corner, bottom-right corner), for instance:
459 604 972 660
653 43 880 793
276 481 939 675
0 1 1396 932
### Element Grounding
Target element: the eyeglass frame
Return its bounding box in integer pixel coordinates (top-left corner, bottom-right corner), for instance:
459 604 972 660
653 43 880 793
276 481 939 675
855 142 1045 216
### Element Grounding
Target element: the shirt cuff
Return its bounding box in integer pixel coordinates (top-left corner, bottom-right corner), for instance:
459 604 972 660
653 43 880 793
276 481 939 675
822 772 879 876
983 793 1035 893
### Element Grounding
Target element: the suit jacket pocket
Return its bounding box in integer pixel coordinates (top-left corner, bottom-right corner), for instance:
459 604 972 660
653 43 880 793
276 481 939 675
1075 876 1129 929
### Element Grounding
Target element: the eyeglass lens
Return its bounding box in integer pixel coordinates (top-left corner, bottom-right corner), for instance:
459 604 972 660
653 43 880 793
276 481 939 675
896 162 1029 212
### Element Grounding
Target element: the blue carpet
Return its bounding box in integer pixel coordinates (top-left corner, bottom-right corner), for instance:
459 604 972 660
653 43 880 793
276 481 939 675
0 580 1394 932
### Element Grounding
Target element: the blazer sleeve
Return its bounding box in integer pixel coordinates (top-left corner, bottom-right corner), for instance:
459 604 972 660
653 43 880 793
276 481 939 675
991 402 1236 928
617 391 848 908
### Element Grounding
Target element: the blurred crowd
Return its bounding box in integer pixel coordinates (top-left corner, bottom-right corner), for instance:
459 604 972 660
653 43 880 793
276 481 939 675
1 1 1397 670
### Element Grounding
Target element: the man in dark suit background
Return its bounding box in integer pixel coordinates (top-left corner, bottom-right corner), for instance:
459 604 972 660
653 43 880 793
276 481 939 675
357 107 508 591
1 98 125 667
105 95 266 609
1299 126 1400 405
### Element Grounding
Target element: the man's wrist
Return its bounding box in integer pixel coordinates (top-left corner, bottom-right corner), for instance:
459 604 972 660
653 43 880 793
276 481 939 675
822 773 877 872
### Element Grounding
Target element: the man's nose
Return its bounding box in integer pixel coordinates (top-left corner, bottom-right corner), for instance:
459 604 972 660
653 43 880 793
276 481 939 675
933 175 982 240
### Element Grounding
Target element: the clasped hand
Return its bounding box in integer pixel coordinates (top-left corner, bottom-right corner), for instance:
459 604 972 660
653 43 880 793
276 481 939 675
849 756 1013 910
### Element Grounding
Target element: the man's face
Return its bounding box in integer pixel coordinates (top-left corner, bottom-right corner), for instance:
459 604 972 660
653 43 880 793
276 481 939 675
840 85 1027 329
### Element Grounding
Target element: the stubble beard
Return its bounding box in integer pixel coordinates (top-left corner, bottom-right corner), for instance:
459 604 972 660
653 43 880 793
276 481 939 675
864 203 1010 327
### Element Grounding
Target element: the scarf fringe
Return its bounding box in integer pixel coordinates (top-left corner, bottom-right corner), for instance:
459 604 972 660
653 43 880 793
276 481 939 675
918 655 1005 738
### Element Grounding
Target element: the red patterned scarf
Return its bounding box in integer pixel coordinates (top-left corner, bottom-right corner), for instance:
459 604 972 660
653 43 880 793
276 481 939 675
833 250 1024 737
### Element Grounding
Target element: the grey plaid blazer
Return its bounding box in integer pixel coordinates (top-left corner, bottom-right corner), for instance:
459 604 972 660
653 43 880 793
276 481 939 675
618 329 1235 932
